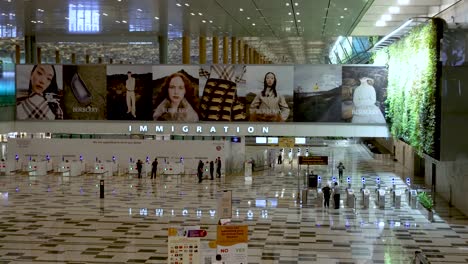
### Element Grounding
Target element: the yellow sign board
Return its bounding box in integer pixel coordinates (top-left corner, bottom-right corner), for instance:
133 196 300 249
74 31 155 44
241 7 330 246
216 225 248 246
278 137 295 147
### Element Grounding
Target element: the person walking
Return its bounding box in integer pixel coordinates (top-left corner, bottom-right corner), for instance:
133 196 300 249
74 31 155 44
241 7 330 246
136 159 143 179
322 184 331 208
210 160 214 180
197 160 204 183
333 182 340 209
151 158 158 179
337 162 345 182
216 157 221 178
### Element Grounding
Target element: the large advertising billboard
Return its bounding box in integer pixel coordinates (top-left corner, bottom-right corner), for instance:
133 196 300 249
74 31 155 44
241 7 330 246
15 64 388 124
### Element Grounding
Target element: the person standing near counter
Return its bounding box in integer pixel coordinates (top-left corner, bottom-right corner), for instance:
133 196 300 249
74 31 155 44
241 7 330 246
136 159 143 179
216 157 221 178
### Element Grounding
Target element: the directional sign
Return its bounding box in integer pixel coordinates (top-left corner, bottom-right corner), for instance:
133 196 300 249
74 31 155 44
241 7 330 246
298 156 328 165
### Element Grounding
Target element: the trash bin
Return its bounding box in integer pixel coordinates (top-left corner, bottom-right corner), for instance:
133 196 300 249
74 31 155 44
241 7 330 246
308 174 317 188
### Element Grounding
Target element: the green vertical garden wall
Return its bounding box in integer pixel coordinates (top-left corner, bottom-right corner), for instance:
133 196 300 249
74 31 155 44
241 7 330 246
373 20 439 156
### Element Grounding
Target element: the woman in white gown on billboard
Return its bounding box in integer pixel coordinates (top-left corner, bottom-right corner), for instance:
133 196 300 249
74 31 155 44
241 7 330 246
351 77 386 123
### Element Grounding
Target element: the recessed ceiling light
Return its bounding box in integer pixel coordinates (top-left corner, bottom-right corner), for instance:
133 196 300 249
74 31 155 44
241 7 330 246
297 19 301 22
202 20 206 23
103 13 108 16
122 20 127 23
115 20 120 23
169 23 173 26
296 12 300 15
286 3 290 6
154 16 159 19
376 20 386 27
240 8 244 11
295 2 299 6
185 3 190 6
65 17 69 19
252 23 256 26
381 14 392 21
247 17 250 20
37 9 44 12
288 12 292 15
198 12 203 16
117 0 121 2
388 6 400 14
337 23 341 26
340 15 344 19
398 0 410 5
209 20 213 23
176 3 181 7
191 12 195 15
344 7 348 11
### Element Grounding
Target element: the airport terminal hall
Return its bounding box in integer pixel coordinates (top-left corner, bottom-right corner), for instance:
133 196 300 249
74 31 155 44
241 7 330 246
1 0 468 263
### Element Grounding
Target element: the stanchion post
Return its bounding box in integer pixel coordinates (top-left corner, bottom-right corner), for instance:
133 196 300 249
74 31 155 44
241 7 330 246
100 180 104 198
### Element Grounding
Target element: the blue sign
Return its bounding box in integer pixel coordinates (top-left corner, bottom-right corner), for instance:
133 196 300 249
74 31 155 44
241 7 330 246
376 177 380 183
361 177 365 183
15 154 19 161
406 178 410 185
391 177 395 183
317 176 321 182
80 155 83 161
112 156 116 162
347 177 350 183
332 176 336 182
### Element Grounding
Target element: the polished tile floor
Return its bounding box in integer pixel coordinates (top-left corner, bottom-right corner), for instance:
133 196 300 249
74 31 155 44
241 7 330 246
0 143 467 263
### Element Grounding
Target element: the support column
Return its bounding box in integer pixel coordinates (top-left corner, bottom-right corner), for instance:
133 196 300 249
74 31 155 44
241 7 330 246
212 36 219 64
249 48 254 64
158 35 168 64
231 37 237 64
223 36 228 64
238 40 242 64
85 54 90 64
71 53 76 64
199 36 206 64
15 44 20 64
36 47 41 64
244 44 249 65
55 50 60 64
25 35 36 64
182 35 190 64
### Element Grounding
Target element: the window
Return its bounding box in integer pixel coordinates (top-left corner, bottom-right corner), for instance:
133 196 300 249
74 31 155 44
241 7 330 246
68 3 100 33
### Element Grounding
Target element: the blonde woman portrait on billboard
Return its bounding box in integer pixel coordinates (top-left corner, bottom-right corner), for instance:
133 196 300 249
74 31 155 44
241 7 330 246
153 72 200 121
17 64 63 120
249 72 290 122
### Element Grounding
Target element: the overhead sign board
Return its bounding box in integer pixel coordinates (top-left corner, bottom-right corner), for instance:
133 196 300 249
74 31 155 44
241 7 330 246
298 155 328 165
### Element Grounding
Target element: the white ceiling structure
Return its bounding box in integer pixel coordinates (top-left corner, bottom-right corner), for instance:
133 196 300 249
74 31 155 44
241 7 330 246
0 0 456 64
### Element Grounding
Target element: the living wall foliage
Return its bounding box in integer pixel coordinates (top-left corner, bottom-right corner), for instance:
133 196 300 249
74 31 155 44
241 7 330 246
373 21 438 156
